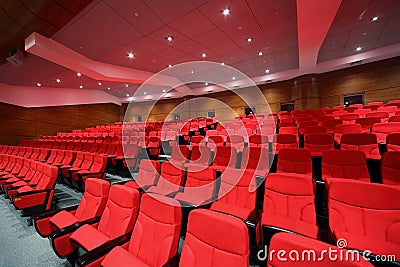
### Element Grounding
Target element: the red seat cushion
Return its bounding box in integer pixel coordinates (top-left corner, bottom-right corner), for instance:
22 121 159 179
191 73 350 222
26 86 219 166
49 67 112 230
70 224 110 251
211 202 252 220
49 210 79 229
101 246 150 267
261 213 318 238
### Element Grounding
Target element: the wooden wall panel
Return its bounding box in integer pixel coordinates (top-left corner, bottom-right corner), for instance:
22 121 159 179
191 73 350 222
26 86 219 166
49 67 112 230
0 103 120 145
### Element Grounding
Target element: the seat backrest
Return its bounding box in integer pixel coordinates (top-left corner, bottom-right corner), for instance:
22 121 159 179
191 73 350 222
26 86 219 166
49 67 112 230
35 164 58 190
322 119 343 132
89 143 99 153
128 194 181 266
340 133 379 158
170 145 190 166
53 150 66 163
132 160 160 188
248 135 269 147
184 166 216 200
304 133 334 153
213 146 237 168
75 178 110 220
304 126 328 135
28 162 45 186
355 117 381 131
264 173 316 226
98 185 140 239
275 134 298 153
240 147 269 172
277 148 312 175
72 152 84 168
80 152 94 170
328 180 400 250
179 209 249 267
322 150 369 181
89 154 107 172
387 133 400 151
371 122 400 142
225 135 245 152
381 151 400 185
156 161 185 192
189 145 212 166
268 232 373 267
217 168 257 211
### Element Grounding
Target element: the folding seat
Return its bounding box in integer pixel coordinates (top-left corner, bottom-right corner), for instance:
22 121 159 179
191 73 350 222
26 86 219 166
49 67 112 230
304 133 334 156
71 154 107 187
0 155 17 175
262 173 318 240
185 145 212 167
211 168 256 220
340 113 359 124
125 160 160 189
303 125 328 135
322 150 370 184
267 232 373 266
334 124 362 145
389 115 400 122
328 180 400 262
42 149 57 164
354 108 371 118
50 185 140 258
248 134 269 149
322 119 342 134
274 134 298 154
146 136 161 158
386 133 400 151
340 133 380 159
10 164 58 213
378 105 398 117
278 120 295 127
99 194 181 267
180 209 249 267
60 152 84 180
95 136 103 143
103 136 112 144
371 122 400 143
1 160 37 193
58 141 67 150
366 111 389 122
380 151 400 185
45 141 54 149
190 136 205 148
355 117 380 132
212 146 237 171
82 142 91 152
0 158 30 184
34 178 110 237
24 147 33 158
397 110 400 116
96 143 108 155
147 161 185 196
0 156 22 180
277 148 312 176
16 147 26 157
207 135 224 152
226 135 245 153
52 142 61 150
103 143 116 157
174 166 216 206
169 145 190 168
10 146 19 156
349 103 363 109
53 150 76 168
73 142 83 151
89 142 99 153
47 150 66 165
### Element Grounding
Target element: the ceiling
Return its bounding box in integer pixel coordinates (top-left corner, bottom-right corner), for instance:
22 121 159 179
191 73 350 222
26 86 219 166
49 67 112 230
0 0 399 102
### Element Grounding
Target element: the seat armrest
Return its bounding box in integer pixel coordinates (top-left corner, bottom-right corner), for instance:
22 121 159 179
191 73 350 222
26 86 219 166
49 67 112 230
75 233 132 267
50 217 101 240
12 189 51 198
33 205 79 221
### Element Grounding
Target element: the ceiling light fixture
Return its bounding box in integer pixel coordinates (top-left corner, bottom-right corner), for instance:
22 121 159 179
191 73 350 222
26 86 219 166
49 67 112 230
168 64 172 68
201 53 207 58
127 94 130 97
355 46 362 52
144 92 147 95
166 36 174 42
79 85 83 89
222 8 230 16
125 84 129 87
107 87 111 90
205 82 208 86
232 77 236 80
162 89 166 93
258 51 263 56
247 37 253 43
127 52 134 59
221 62 225 66
371 16 378 22
191 70 194 74
36 83 41 87
56 78 61 83
98 82 102 85
76 72 82 77
265 69 270 74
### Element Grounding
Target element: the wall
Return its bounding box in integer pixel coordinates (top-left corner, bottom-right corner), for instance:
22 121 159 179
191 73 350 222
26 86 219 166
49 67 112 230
121 56 400 121
0 103 120 145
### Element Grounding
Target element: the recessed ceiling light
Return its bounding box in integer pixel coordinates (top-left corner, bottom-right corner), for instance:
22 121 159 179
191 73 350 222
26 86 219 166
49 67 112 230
107 87 111 90
134 12 139 17
166 36 174 42
56 78 61 83
258 51 263 56
201 53 207 58
98 82 102 86
205 82 208 86
221 62 225 66
168 64 172 68
36 83 41 87
355 46 362 52
76 72 82 77
127 94 130 97
128 52 134 59
247 37 253 43
191 70 194 74
125 84 129 87
144 92 147 95
232 77 236 80
79 85 83 89
371 16 378 22
265 69 270 74
222 8 230 16
162 89 166 93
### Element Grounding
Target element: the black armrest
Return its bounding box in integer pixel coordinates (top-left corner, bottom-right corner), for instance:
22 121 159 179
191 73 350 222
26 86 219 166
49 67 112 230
12 189 51 198
33 205 79 221
50 216 101 240
75 232 132 267
82 171 105 176
162 254 180 267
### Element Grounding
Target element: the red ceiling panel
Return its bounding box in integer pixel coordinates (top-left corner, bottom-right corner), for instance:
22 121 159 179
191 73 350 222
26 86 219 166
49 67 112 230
143 0 196 24
168 10 216 38
197 0 250 27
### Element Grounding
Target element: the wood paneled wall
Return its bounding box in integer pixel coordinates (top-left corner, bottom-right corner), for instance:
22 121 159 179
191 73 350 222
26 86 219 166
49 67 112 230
0 103 120 145
122 57 400 121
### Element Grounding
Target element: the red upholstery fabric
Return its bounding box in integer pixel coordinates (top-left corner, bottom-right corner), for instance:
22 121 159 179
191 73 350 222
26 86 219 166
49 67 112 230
125 160 160 189
211 168 256 220
169 145 190 168
355 117 381 132
371 122 400 143
70 185 140 251
387 133 400 151
226 135 245 153
304 133 334 156
262 173 317 238
328 180 400 260
381 151 400 185
179 209 249 267
147 161 184 195
304 126 328 135
322 119 343 133
322 150 370 183
101 194 181 267
277 148 312 175
212 146 237 171
241 147 269 177
268 232 373 266
340 133 380 159
274 134 298 154
249 134 269 148
334 124 362 144
187 145 212 166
